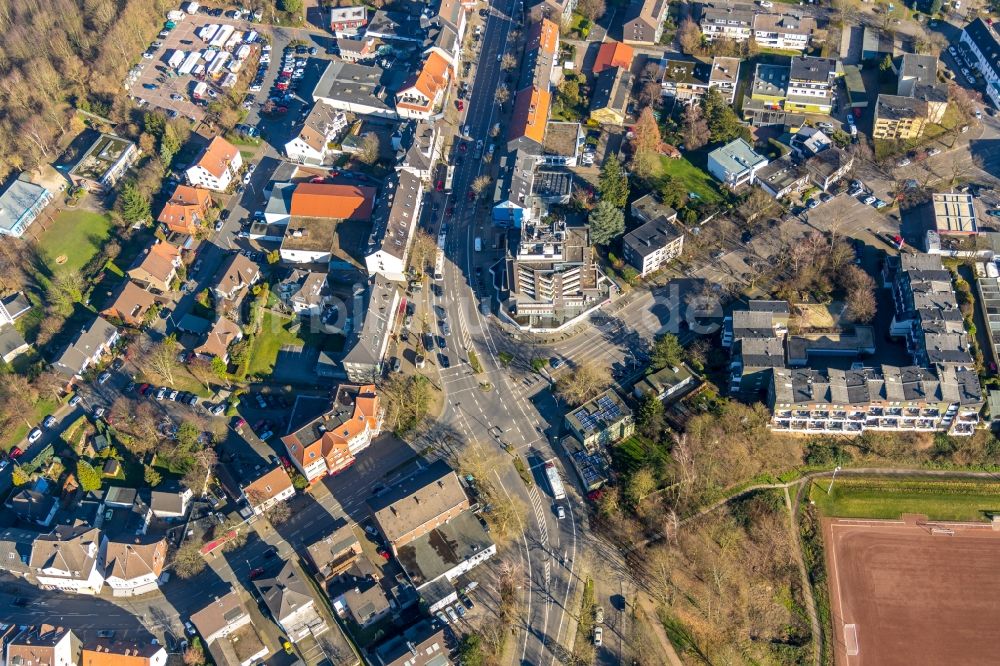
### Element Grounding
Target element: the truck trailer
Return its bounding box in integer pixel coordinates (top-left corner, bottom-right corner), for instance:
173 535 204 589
198 24 219 42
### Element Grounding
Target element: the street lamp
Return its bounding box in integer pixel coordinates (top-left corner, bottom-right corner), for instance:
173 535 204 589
827 465 842 495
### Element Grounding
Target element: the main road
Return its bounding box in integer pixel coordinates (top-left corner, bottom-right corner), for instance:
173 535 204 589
426 0 587 663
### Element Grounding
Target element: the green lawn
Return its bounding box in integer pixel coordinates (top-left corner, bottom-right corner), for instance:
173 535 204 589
38 209 113 275
3 397 58 451
658 155 724 205
248 311 306 377
810 478 1000 522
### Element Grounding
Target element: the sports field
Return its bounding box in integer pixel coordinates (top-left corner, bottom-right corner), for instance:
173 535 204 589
824 517 1000 666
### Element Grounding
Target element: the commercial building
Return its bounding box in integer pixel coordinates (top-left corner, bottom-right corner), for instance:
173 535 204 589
67 132 139 193
707 139 768 189
329 5 368 37
312 61 396 118
368 460 470 552
282 384 383 481
396 510 496 597
30 523 108 594
186 136 242 192
932 192 977 236
564 389 635 448
0 177 53 238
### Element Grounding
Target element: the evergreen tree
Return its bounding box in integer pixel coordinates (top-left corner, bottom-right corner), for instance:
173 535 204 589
588 200 625 245
598 154 630 208
76 460 102 492
119 182 150 224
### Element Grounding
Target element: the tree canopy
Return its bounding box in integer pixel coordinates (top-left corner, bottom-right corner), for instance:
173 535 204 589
588 200 625 246
598 154 630 208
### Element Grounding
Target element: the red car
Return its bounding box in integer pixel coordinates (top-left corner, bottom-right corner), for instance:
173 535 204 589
435 180 444 191
446 206 454 216
233 418 246 431
467 190 475 201
280 455 293 469
249 567 265 580
275 82 289 91
310 176 326 183
377 548 391 561
459 142 467 152
9 447 23 459
138 383 150 395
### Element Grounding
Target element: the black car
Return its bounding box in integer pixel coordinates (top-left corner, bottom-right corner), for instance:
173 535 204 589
220 209 231 221
439 353 451 368
437 336 447 349
111 357 125 371
12 598 28 607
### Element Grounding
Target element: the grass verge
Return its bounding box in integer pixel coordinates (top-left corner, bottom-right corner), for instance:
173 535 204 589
3 397 58 451
572 578 596 662
809 477 1000 522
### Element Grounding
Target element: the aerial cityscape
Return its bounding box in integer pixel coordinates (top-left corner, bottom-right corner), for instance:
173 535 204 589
1 0 1000 663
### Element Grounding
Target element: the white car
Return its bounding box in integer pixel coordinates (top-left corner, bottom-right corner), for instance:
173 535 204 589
260 54 270 63
949 46 957 55
243 172 252 185
927 147 941 156
594 627 603 647
249 83 262 92
142 51 154 59
98 371 112 385
897 158 911 167
863 195 876 205
28 428 43 443
975 109 983 119
248 163 256 173
43 416 57 429
760 0 773 5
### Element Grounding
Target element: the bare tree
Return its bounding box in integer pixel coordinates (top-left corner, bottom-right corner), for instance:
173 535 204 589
678 19 704 55
555 363 612 407
501 53 518 71
471 174 493 196
142 335 180 385
495 84 510 106
356 132 380 165
576 0 607 20
681 103 710 150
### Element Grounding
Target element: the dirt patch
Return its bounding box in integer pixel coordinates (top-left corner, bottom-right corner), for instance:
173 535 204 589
823 518 1000 665
54 255 68 265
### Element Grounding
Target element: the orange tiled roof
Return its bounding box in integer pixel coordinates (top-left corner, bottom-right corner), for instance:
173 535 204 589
290 183 376 220
593 41 634 74
131 242 181 284
158 185 212 232
533 18 559 55
282 385 380 470
402 51 451 105
243 466 293 505
82 644 162 666
509 86 551 145
195 136 239 179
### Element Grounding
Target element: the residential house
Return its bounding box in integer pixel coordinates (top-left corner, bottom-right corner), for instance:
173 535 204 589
396 52 451 120
633 363 698 402
367 10 425 44
340 276 402 382
873 54 948 140
961 18 1000 108
507 18 559 153
710 57 741 104
590 66 633 125
282 384 383 482
67 133 139 193
284 104 349 165
0 527 38 578
9 488 59 527
149 485 193 519
564 389 635 448
932 192 977 236
0 177 53 238
253 562 326 641
342 584 392 627
0 325 28 364
277 270 330 316
329 6 368 37
280 183 377 264
364 170 423 280
127 241 182 293
103 537 167 597
157 185 213 235
707 139 768 189
29 523 107 594
623 200 684 276
311 61 395 118
742 62 791 125
623 0 669 45
873 95 929 140
373 620 450 666
190 588 253 644
194 317 242 361
7 625 81 666
660 58 711 103
755 156 809 199
52 316 119 378
396 121 443 182
0 292 30 363
784 56 839 115
82 642 167 666
305 523 363 580
336 37 377 64
751 12 816 50
528 0 576 25
0 292 30 327
805 146 854 192
100 281 156 328
240 466 295 516
593 41 634 74
212 253 261 303
508 87 553 153
185 136 243 192
368 460 470 553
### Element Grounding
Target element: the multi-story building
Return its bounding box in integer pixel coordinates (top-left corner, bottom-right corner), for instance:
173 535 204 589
339 275 401 382
186 136 243 192
329 6 367 37
528 0 577 25
623 0 670 45
67 132 139 193
395 51 451 120
710 57 741 104
365 170 423 280
873 95 929 140
82 642 167 666
281 384 383 482
660 58 712 103
755 157 810 199
590 66 633 125
368 460 470 553
103 537 167 596
284 103 349 164
304 523 363 580
707 138 768 189
240 466 296 515
961 18 1000 108
700 4 816 50
254 562 326 641
784 56 839 114
506 220 605 325
53 316 120 379
873 54 948 140
508 18 559 153
624 194 684 276
593 41 634 74
127 241 183 293
157 185 213 235
7 626 80 666
564 389 635 448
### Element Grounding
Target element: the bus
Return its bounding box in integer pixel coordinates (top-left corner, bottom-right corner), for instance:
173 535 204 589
433 249 445 281
444 164 455 192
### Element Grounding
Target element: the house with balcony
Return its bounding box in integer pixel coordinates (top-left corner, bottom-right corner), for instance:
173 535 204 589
30 523 107 594
707 139 768 190
564 389 635 448
185 136 243 192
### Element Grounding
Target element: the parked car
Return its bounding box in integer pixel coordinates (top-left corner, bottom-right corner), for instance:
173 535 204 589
69 395 82 407
156 387 167 400
594 627 603 647
98 371 112 385
28 428 43 443
595 606 605 623
43 415 57 429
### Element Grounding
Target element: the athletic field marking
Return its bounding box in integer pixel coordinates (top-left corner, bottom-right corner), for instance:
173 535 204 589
844 624 859 656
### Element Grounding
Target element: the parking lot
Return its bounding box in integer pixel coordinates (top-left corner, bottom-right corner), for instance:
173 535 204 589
127 14 264 122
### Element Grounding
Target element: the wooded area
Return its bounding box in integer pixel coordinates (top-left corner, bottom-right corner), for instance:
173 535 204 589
0 0 175 180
